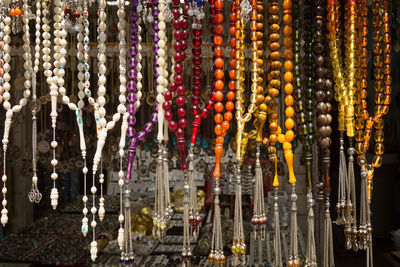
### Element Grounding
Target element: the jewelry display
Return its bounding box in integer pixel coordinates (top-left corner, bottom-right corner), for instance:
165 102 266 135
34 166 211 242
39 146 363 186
1 3 31 226
0 0 395 266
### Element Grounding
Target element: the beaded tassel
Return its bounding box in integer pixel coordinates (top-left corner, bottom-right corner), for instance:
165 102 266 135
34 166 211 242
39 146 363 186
272 182 282 267
305 191 317 267
252 144 266 239
122 188 134 265
232 165 246 266
335 132 347 226
28 0 42 204
346 143 358 251
188 146 200 240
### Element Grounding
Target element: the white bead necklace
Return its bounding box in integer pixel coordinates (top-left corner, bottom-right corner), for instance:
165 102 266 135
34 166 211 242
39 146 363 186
41 0 59 210
117 0 128 253
81 0 91 236
28 0 42 204
1 6 31 226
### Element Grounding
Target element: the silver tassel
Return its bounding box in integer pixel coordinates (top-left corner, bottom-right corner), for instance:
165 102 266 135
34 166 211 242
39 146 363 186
273 186 282 267
346 142 358 251
122 188 134 266
182 171 192 266
232 165 246 266
335 132 347 226
153 144 165 241
288 184 300 267
208 180 226 265
323 194 334 267
188 147 200 240
163 143 173 221
252 143 266 240
305 190 317 267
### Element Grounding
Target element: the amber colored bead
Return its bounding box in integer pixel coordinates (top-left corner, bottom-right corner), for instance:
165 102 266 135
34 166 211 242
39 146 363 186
226 101 234 111
269 42 280 51
270 51 281 60
215 80 224 90
228 80 235 91
284 72 293 83
268 5 279 15
372 155 383 168
215 58 224 69
269 23 280 33
285 95 294 106
225 91 234 101
271 63 282 71
284 60 293 71
374 130 384 143
214 13 223 24
224 111 233 122
214 102 224 113
214 91 224 102
215 69 224 80
354 130 364 142
214 124 223 136
215 0 223 9
222 121 230 131
269 134 277 144
214 35 223 46
270 33 280 42
283 0 292 9
374 118 384 130
214 113 223 124
214 46 223 57
284 83 294 95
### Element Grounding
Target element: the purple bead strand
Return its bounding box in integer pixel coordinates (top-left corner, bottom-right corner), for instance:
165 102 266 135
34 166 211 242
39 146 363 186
126 0 160 181
126 0 140 182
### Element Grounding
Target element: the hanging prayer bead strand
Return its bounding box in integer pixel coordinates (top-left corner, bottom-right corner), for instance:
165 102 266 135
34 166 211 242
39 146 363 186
162 0 191 262
49 0 62 210
277 1 299 266
356 1 391 265
187 9 209 240
2 3 32 225
251 0 266 240
232 0 253 264
122 0 143 263
265 0 282 265
28 0 42 204
208 0 230 264
81 0 90 237
313 0 335 265
153 0 172 241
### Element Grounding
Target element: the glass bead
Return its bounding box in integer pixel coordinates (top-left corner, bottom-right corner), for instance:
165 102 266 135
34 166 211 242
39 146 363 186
374 118 384 130
372 155 383 168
